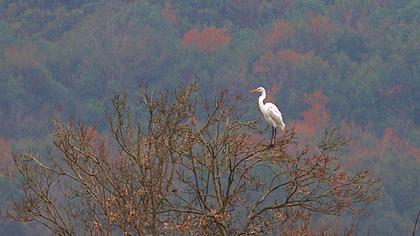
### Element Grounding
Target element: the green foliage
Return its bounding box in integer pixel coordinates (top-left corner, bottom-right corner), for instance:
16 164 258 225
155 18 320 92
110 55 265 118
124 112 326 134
0 0 418 234
361 155 420 235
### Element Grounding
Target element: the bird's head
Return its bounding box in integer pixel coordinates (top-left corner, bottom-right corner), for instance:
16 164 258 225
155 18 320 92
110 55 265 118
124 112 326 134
250 87 265 93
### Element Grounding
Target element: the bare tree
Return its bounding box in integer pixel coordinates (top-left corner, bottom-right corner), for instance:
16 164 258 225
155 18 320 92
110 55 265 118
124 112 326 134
10 83 379 235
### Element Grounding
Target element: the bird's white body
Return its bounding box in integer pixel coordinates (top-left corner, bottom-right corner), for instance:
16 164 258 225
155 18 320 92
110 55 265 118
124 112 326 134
251 86 285 147
257 88 285 130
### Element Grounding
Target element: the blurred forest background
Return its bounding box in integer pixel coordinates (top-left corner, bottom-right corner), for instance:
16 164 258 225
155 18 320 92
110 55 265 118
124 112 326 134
0 0 418 235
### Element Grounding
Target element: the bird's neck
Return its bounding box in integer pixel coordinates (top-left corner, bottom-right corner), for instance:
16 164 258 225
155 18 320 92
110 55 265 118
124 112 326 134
258 92 266 111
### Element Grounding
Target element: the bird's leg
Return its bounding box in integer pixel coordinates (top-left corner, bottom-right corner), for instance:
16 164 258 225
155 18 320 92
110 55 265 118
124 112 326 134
273 127 277 146
269 126 274 148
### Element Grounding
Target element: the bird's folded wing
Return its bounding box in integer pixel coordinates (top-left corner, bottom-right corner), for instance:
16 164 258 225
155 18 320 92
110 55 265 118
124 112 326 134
267 104 285 129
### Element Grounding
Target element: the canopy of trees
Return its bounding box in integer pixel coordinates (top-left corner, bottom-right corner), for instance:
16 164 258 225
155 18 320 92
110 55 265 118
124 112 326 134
0 0 419 235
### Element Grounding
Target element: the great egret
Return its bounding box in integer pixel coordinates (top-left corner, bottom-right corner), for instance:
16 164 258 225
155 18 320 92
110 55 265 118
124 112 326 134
250 87 285 147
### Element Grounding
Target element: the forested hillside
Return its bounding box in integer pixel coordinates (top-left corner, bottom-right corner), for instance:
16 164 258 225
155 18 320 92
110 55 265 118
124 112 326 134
0 0 419 235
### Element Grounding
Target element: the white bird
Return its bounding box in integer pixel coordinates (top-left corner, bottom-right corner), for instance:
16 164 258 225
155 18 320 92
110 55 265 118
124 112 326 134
250 87 285 147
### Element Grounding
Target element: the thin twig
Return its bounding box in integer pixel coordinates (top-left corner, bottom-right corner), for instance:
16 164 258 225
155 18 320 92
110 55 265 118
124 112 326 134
413 210 420 236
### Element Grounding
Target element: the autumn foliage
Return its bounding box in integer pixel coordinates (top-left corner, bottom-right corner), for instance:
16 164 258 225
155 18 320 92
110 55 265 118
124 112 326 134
309 15 333 45
341 124 420 169
0 1 419 234
294 90 330 138
0 137 13 176
253 49 315 74
3 43 46 68
265 20 293 47
182 27 231 54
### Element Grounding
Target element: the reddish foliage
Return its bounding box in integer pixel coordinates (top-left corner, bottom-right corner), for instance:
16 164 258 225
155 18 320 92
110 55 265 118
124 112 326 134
339 120 352 139
381 128 399 147
265 20 293 46
3 43 46 68
0 137 14 176
182 28 199 46
378 128 420 161
294 90 329 137
253 52 273 73
408 145 420 161
278 49 301 64
253 49 315 74
340 124 420 170
182 27 231 54
309 15 331 44
266 84 280 102
276 49 315 64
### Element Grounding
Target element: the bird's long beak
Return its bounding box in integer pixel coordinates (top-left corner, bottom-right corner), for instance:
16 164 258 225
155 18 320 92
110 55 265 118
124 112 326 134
250 88 258 93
